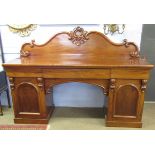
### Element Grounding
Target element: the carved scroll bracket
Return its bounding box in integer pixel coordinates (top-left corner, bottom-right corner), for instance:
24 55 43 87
37 78 44 90
123 39 140 58
141 80 147 92
68 26 89 46
9 77 15 90
20 40 35 57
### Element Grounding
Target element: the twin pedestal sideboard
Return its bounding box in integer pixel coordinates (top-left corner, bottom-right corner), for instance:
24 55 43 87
3 27 154 128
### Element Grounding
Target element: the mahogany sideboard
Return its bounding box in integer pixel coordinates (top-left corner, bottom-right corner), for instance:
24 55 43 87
3 27 154 128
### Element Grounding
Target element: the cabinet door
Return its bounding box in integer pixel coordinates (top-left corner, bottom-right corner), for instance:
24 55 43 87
106 79 146 127
16 83 40 112
113 84 139 118
11 78 47 119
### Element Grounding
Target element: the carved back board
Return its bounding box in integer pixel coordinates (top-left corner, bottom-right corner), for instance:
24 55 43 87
20 27 140 60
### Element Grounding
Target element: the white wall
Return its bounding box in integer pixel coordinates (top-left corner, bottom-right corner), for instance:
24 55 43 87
0 24 142 107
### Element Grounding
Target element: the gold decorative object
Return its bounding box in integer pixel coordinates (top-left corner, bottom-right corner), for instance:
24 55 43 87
68 26 89 46
103 24 125 35
8 24 37 37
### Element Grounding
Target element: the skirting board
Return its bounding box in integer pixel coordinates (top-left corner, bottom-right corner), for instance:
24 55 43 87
144 101 155 104
1 101 155 108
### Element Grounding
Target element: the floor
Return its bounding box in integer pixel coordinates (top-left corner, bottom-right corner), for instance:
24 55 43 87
0 103 155 130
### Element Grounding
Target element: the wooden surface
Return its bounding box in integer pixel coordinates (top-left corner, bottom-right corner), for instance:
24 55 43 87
3 27 154 128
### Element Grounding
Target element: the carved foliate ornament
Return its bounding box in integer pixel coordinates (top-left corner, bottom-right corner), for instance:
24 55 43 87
9 77 15 90
110 79 116 89
37 78 44 90
68 26 89 46
141 80 147 92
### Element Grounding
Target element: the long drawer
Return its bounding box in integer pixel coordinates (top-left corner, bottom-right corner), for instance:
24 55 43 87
42 68 110 79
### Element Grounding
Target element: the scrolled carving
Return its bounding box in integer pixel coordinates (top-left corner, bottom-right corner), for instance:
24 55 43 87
37 78 44 90
9 77 15 90
20 50 30 57
68 26 89 46
20 40 35 57
141 80 147 92
130 51 140 58
123 39 130 47
123 39 140 58
110 79 116 89
30 40 35 48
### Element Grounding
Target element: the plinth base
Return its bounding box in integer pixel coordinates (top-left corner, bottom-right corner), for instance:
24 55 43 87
14 106 54 124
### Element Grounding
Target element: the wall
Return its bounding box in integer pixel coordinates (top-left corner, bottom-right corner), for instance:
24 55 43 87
140 24 155 102
0 24 142 107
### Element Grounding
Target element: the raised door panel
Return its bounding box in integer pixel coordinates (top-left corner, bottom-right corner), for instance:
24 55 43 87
114 85 139 117
15 83 41 118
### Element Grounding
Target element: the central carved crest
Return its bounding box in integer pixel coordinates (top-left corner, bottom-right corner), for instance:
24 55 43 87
68 26 89 46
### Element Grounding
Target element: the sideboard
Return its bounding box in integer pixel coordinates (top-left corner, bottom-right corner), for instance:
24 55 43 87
3 27 154 128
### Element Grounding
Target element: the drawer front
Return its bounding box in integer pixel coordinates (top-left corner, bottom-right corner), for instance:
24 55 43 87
111 68 150 79
4 67 42 77
42 69 110 79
